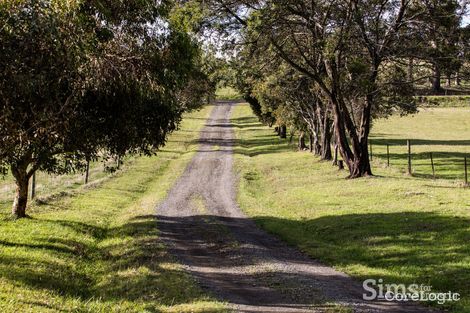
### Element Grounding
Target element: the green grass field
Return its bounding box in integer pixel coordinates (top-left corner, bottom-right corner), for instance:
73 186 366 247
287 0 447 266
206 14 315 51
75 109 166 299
0 105 226 313
232 103 470 312
371 107 470 181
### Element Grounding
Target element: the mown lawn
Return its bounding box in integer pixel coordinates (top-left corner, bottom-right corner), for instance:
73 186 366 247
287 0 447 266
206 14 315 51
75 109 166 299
232 103 470 313
0 105 226 313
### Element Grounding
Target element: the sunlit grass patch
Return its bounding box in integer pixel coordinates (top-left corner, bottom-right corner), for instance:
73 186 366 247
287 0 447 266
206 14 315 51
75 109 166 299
215 86 241 100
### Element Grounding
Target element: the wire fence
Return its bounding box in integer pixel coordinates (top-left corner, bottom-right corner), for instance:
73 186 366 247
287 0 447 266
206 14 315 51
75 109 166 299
0 158 124 205
290 136 469 186
369 139 469 186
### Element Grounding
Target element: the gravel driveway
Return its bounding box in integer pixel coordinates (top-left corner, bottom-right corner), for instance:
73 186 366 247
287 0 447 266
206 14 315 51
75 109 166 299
156 101 437 313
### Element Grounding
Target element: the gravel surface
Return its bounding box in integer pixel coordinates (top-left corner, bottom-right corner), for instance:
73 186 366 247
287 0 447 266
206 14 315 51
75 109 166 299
156 101 438 313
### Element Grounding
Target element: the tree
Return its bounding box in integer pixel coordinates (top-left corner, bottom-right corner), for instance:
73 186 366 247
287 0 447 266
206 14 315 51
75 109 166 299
0 0 209 218
244 58 333 159
233 58 276 126
415 0 464 93
457 24 470 84
201 0 418 177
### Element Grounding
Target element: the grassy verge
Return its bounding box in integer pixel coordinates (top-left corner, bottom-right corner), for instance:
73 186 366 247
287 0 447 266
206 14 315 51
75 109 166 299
232 103 470 313
0 105 226 312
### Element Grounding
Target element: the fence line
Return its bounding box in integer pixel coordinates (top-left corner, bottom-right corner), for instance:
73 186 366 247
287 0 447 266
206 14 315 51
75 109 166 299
0 158 124 203
368 139 469 186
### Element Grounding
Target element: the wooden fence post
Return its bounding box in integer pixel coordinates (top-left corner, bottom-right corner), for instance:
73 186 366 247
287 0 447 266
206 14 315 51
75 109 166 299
430 152 435 179
387 144 390 167
465 156 468 187
31 172 36 200
85 161 90 184
407 140 412 175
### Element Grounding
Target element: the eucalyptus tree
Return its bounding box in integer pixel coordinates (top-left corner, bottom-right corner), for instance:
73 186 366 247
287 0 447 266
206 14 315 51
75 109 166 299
410 0 465 92
200 0 418 177
457 24 470 83
0 0 209 218
248 60 333 159
232 57 277 126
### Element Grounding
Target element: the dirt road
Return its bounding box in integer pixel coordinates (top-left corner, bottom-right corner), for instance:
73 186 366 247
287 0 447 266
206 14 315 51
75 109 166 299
156 102 435 313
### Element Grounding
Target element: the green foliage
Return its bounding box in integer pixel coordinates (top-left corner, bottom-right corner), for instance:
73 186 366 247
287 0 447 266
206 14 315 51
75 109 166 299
409 0 465 91
170 0 207 33
0 0 211 216
201 0 468 177
376 65 417 117
417 96 470 107
0 0 90 174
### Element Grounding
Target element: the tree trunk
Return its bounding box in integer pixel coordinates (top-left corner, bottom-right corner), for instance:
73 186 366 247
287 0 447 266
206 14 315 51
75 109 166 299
11 167 30 218
348 141 372 178
330 93 373 178
309 134 314 153
333 144 339 166
456 72 461 86
432 65 441 93
408 58 414 83
313 124 321 154
320 116 332 160
298 131 307 150
447 74 452 87
347 94 374 178
324 58 373 178
280 125 287 139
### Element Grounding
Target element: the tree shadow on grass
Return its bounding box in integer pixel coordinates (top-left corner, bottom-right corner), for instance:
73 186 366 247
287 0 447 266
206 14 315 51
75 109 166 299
1 210 465 311
252 212 470 303
0 215 225 311
156 213 458 312
231 115 292 157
